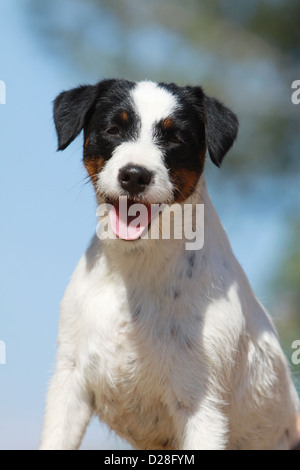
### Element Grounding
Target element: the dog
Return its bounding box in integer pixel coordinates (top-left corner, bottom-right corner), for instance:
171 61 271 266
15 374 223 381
40 79 299 450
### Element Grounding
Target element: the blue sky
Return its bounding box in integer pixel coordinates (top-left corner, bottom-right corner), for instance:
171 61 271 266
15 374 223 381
0 0 298 450
0 0 126 449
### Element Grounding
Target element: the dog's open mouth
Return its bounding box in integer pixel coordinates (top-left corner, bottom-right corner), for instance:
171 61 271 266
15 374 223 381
107 197 153 241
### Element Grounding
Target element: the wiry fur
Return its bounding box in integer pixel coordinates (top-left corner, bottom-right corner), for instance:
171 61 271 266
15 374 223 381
40 80 299 450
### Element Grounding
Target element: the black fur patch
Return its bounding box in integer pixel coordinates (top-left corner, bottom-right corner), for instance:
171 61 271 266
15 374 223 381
83 80 138 164
203 94 239 167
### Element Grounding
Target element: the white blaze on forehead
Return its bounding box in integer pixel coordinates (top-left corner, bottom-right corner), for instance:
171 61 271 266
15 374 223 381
131 81 178 141
97 81 176 204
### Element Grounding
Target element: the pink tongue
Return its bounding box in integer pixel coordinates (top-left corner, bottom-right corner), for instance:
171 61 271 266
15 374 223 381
109 198 151 240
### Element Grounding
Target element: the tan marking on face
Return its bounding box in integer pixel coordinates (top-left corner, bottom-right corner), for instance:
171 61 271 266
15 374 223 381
84 155 105 192
163 117 173 129
170 168 200 203
120 110 128 121
84 137 90 149
170 151 206 203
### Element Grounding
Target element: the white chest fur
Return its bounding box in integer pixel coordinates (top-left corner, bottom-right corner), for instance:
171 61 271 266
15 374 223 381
61 238 209 449
43 185 299 450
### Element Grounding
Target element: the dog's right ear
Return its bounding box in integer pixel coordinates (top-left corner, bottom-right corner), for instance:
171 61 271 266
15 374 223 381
53 84 99 151
203 95 239 168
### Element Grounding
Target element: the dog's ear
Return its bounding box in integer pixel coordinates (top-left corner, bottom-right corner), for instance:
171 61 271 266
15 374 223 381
53 84 99 151
203 95 239 167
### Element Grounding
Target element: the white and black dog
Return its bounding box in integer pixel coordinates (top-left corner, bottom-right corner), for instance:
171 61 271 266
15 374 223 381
40 79 299 450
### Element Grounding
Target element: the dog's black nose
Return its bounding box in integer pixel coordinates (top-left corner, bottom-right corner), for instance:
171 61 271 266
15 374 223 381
118 165 152 197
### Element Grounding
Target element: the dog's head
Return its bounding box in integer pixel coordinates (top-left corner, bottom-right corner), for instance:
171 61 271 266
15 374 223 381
54 79 238 243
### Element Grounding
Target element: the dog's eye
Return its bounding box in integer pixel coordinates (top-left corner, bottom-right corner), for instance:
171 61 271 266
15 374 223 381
169 135 184 144
107 126 120 136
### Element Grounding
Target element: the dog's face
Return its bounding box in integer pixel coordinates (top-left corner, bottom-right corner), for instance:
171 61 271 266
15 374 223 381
54 79 238 243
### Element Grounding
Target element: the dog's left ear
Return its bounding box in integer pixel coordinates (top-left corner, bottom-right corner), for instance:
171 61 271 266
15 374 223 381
203 95 239 167
53 84 98 151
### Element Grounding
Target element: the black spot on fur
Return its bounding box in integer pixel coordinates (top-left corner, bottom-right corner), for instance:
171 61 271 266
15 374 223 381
183 336 193 349
161 439 170 448
187 267 193 279
173 289 180 299
152 415 159 426
133 305 142 318
222 260 229 270
188 251 196 267
170 320 180 338
186 252 195 278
